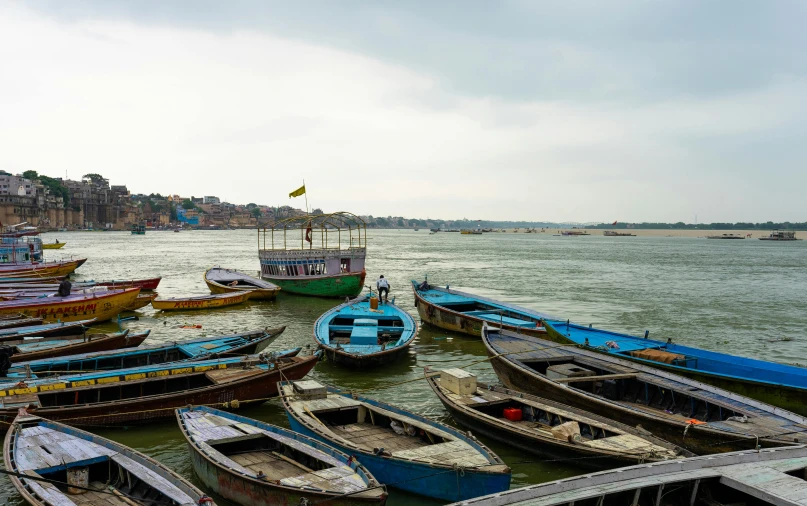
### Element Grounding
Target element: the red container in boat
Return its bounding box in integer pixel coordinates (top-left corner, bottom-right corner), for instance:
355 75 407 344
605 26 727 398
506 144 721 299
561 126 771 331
503 407 522 421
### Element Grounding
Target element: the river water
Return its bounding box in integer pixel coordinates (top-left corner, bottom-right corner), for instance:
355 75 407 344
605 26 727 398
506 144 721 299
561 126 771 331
2 229 806 505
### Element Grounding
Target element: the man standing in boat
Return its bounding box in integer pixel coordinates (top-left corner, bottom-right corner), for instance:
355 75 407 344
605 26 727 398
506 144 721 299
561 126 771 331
376 275 390 304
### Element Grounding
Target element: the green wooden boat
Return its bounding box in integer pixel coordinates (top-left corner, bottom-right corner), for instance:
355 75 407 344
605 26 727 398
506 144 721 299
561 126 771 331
258 212 367 298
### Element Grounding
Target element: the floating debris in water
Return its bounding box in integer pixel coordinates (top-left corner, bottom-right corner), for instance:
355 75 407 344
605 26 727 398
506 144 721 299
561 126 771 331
768 337 793 342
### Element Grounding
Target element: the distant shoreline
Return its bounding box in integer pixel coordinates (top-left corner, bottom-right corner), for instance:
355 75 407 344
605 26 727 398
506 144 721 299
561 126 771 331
417 229 803 239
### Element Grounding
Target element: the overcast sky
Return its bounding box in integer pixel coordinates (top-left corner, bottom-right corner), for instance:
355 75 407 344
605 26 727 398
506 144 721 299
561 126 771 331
1 1 805 222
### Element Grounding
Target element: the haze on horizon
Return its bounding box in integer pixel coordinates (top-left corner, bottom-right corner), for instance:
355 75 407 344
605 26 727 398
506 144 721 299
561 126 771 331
1 1 805 223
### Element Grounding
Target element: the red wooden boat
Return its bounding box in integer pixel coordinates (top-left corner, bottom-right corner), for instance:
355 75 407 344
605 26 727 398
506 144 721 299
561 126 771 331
3 330 150 364
96 277 162 291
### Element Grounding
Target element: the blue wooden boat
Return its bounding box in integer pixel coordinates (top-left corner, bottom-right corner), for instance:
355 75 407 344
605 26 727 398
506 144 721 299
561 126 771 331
542 319 807 417
279 380 511 502
176 406 387 505
482 324 807 455
0 318 95 342
4 325 287 379
5 409 216 506
411 279 552 338
314 293 416 367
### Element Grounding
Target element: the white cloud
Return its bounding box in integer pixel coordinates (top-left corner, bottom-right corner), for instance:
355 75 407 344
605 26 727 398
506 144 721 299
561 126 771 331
0 3 804 222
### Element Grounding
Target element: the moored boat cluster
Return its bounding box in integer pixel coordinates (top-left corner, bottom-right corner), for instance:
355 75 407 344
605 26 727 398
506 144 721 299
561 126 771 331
1 218 806 506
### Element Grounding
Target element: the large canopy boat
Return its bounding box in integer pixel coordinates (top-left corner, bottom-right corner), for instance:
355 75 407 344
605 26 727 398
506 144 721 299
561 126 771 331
258 212 367 297
481 324 807 455
543 319 807 416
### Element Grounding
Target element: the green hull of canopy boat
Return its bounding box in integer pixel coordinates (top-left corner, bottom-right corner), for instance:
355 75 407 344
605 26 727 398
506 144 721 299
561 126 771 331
258 212 367 298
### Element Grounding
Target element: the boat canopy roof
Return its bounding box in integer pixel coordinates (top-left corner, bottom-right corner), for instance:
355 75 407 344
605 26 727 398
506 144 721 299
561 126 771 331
259 211 366 251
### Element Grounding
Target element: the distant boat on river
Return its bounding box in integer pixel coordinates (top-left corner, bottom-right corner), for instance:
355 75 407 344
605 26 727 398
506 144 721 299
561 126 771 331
706 233 746 239
759 229 801 241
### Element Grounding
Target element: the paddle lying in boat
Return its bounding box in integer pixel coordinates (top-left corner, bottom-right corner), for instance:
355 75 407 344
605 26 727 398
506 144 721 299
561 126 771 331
4 409 216 506
176 406 387 505
446 445 807 506
0 319 95 342
411 279 550 338
0 349 319 427
152 292 251 311
205 267 281 300
543 319 807 417
314 293 416 367
279 380 511 502
482 324 807 455
0 287 140 323
0 330 150 371
427 368 693 468
5 326 286 379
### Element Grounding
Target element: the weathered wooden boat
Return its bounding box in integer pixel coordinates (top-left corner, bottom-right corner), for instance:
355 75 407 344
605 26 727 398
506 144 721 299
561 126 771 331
447 445 807 506
123 292 158 311
177 406 387 505
258 212 367 297
6 326 286 379
280 380 511 502
544 319 807 417
0 258 87 277
427 368 693 468
411 279 549 338
314 293 416 368
4 409 215 506
0 276 162 293
205 267 281 300
0 315 43 330
482 324 807 454
0 276 66 284
0 330 150 368
0 288 140 322
0 350 320 426
40 241 66 249
0 319 95 342
152 292 251 311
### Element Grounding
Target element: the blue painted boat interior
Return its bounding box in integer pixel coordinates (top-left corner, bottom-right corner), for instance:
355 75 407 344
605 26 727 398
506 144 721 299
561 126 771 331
316 296 415 355
545 320 807 389
412 280 550 328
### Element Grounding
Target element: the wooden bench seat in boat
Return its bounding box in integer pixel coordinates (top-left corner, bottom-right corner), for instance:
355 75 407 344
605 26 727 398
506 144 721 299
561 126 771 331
205 366 266 384
349 319 379 345
462 311 538 328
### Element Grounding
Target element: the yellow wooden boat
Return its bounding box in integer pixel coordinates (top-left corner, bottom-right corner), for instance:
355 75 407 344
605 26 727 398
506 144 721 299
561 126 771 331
152 291 251 311
0 287 140 322
41 242 66 250
0 258 86 278
204 267 280 300
124 292 159 311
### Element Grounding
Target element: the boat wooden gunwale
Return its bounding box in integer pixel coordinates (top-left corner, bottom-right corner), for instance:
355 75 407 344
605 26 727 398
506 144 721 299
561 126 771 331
280 381 511 502
314 293 417 368
123 292 158 311
4 409 215 506
427 373 694 468
0 319 95 342
481 324 807 455
0 351 321 427
411 280 550 338
543 319 807 417
5 329 150 364
204 267 281 300
0 258 87 277
176 406 387 505
7 326 287 378
152 291 251 311
446 445 807 506
0 288 140 323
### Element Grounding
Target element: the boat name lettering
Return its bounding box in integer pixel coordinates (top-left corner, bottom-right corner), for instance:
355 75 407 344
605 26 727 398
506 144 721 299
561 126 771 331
33 303 97 317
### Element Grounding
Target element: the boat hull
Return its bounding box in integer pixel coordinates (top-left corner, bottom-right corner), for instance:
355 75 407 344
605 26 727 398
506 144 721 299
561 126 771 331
263 271 366 297
123 292 158 311
412 283 547 339
41 242 66 249
0 288 139 323
483 335 799 455
205 279 279 300
286 416 511 502
0 259 86 278
0 354 319 427
9 331 149 363
542 322 807 417
320 343 410 368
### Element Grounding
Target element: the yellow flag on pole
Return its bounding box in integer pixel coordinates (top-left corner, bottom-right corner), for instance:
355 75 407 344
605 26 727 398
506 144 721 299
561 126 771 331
289 185 306 198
